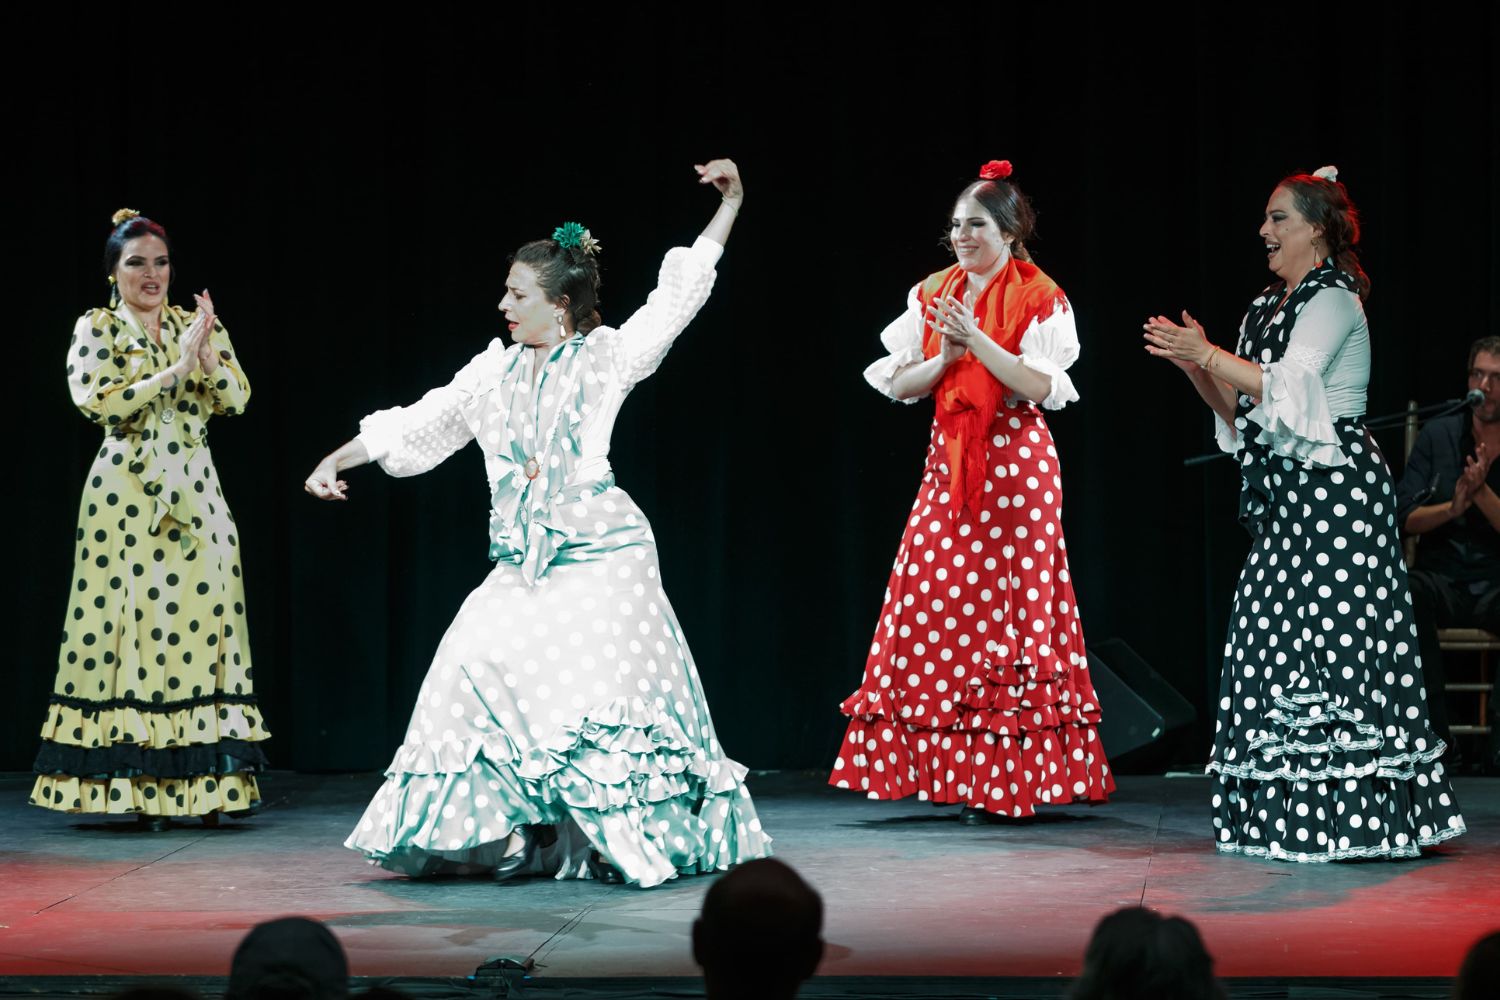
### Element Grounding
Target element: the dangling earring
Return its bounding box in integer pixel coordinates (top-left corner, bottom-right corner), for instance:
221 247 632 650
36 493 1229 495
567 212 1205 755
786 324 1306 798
108 274 119 309
554 309 567 342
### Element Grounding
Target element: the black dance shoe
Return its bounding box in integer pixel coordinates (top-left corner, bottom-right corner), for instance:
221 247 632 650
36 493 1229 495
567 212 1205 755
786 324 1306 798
587 850 626 885
959 807 1006 826
492 825 557 883
135 814 170 833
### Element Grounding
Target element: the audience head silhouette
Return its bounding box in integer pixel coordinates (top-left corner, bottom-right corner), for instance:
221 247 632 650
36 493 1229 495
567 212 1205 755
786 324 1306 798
1068 906 1225 1000
693 859 824 1000
227 917 349 1000
1456 930 1500 1000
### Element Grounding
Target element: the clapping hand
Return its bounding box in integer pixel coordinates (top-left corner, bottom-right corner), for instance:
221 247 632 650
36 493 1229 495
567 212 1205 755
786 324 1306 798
1453 442 1493 515
193 290 220 373
175 307 213 381
1144 311 1213 372
927 296 978 364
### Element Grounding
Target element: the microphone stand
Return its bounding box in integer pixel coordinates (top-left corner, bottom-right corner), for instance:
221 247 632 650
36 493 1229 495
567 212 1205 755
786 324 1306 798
1182 396 1474 466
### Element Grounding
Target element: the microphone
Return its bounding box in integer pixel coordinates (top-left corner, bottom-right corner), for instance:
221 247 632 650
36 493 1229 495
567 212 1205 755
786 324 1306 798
1465 388 1485 407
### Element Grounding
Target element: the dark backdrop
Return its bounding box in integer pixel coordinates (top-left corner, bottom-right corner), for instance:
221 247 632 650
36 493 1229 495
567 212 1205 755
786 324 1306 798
7 7 1497 773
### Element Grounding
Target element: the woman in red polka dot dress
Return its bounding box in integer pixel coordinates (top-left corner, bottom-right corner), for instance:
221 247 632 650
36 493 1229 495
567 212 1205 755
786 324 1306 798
831 162 1114 820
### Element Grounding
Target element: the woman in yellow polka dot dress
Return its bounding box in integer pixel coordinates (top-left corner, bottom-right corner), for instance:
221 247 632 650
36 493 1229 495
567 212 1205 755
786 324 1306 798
31 210 268 828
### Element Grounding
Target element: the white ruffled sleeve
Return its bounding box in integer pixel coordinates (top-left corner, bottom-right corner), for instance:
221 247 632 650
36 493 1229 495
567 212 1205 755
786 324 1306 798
1213 412 1242 455
1016 297 1080 410
1243 288 1362 468
863 287 926 403
1212 316 1248 455
356 340 502 477
605 236 721 390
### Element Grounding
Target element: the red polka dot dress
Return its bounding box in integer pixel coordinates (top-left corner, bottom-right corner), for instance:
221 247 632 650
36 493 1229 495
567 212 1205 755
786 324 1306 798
831 274 1114 816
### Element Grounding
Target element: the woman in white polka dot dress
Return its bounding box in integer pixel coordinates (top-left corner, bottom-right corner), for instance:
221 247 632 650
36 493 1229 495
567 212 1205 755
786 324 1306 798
1145 167 1466 860
831 161 1115 820
304 159 771 887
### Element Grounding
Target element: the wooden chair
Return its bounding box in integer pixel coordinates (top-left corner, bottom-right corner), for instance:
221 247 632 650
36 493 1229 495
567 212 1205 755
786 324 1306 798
1403 400 1497 738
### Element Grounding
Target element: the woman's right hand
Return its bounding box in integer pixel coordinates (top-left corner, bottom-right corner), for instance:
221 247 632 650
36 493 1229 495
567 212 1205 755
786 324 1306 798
1144 313 1211 374
304 457 349 501
173 311 213 380
938 330 966 364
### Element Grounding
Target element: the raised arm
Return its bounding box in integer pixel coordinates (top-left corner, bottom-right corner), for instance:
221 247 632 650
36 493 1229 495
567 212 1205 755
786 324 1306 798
694 158 743 247
607 159 746 388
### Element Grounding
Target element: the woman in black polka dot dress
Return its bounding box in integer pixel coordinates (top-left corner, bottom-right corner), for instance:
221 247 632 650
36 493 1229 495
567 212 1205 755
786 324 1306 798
31 211 268 827
1146 168 1465 860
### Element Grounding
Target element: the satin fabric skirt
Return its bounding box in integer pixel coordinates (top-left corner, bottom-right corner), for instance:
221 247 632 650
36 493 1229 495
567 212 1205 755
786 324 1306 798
346 481 771 887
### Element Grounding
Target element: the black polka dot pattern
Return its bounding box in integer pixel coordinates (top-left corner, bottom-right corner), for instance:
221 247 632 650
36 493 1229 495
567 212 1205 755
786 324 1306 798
31 306 268 818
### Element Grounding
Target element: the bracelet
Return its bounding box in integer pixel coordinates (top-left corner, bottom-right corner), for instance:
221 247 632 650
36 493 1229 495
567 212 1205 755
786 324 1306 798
722 197 741 216
1201 346 1221 371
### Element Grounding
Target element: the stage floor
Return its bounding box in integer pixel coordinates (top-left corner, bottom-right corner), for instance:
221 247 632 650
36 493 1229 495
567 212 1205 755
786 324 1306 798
0 772 1495 987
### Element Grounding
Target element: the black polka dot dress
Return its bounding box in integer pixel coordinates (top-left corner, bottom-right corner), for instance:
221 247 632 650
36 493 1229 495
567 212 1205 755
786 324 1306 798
1210 264 1465 860
31 306 268 818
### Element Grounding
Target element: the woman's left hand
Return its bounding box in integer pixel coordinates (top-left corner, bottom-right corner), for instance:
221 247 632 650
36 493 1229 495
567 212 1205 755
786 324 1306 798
927 295 982 350
193 290 220 374
695 158 743 211
1144 311 1214 370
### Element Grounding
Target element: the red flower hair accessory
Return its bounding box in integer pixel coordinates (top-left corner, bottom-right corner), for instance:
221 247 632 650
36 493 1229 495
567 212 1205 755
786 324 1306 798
978 160 1013 181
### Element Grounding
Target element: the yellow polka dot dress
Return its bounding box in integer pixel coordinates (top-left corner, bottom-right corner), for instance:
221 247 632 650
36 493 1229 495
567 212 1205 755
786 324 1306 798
31 305 269 818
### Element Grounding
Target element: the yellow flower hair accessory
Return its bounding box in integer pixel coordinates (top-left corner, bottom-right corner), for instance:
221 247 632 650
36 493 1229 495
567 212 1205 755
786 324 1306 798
111 208 141 226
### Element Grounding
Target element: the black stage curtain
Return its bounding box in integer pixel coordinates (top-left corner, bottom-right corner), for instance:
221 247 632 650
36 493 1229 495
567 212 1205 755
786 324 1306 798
8 7 1498 773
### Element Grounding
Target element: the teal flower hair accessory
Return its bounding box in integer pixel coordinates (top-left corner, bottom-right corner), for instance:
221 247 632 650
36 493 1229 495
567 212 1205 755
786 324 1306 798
552 221 602 257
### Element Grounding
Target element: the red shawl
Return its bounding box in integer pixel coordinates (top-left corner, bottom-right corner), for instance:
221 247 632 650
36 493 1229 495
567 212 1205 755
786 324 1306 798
918 256 1068 515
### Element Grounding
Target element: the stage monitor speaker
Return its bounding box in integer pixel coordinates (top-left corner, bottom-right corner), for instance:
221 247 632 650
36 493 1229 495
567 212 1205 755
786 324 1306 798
1088 638 1196 763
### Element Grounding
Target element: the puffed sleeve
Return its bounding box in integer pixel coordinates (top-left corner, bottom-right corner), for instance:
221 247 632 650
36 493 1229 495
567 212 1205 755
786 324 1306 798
1016 298 1080 410
863 287 926 403
202 319 251 416
1242 287 1362 467
356 341 501 478
604 236 721 389
66 310 164 427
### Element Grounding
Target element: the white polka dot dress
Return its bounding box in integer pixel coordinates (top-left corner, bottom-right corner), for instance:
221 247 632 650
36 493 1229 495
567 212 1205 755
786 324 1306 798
1209 264 1465 861
831 403 1115 815
344 240 771 887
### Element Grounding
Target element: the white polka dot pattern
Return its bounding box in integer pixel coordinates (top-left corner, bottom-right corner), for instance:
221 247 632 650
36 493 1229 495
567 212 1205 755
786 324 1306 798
830 404 1114 815
343 240 769 887
1209 420 1467 861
